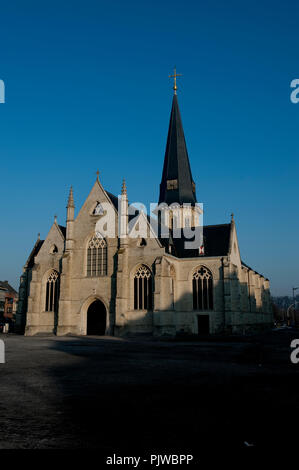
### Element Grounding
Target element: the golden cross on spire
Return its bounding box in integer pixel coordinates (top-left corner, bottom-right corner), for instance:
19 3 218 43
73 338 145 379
169 66 182 95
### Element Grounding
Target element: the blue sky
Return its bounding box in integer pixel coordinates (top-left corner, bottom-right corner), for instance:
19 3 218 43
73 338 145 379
0 0 298 295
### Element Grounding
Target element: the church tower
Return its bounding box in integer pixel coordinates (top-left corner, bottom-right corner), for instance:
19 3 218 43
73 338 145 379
158 71 199 230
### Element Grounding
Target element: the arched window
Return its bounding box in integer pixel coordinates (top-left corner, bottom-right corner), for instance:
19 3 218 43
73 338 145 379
192 266 213 310
134 265 153 310
87 234 107 277
45 270 59 312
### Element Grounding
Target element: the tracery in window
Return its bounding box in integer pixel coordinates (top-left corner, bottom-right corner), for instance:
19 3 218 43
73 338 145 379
87 234 107 277
45 270 59 312
134 265 153 310
192 266 213 310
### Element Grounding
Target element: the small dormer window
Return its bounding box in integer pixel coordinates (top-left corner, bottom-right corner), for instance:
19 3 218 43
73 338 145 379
93 202 104 215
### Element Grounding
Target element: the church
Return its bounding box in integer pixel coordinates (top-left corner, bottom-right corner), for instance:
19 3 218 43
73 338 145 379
16 79 273 337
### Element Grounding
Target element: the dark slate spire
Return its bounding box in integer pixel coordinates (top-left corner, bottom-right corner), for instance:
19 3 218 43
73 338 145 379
158 94 197 205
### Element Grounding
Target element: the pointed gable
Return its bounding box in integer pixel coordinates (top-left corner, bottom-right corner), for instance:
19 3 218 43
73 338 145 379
35 221 65 261
228 217 241 267
128 210 162 248
76 178 118 222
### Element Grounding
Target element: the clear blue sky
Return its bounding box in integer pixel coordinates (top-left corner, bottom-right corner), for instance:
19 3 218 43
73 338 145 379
0 0 298 296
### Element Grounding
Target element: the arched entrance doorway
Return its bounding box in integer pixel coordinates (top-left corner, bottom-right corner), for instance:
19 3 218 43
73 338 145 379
87 300 106 335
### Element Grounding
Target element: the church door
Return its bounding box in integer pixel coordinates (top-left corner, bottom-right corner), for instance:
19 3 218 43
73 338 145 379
87 300 107 335
197 315 210 335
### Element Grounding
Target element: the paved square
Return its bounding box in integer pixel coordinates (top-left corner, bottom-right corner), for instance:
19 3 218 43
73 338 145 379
0 331 298 451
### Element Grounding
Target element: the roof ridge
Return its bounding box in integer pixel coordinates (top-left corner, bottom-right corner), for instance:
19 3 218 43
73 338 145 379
204 223 231 228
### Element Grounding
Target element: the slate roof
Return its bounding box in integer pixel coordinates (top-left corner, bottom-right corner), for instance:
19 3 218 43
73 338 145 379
104 188 232 259
106 191 119 212
171 223 232 258
158 94 197 205
26 239 44 269
202 224 232 257
0 281 18 295
58 225 66 238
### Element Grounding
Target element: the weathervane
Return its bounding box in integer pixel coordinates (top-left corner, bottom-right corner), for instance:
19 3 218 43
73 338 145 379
169 66 182 95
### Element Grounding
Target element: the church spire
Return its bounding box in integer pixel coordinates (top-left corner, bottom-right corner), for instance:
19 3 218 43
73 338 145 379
158 93 197 206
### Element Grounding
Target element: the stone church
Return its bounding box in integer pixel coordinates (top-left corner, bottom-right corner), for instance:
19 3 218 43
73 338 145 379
16 87 272 337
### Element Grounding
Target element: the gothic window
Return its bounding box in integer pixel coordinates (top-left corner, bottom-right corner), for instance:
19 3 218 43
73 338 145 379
192 266 213 310
134 265 153 310
49 244 58 254
87 234 107 277
45 270 59 312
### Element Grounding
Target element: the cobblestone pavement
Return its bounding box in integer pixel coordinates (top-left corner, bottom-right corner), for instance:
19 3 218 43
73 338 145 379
0 330 298 452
